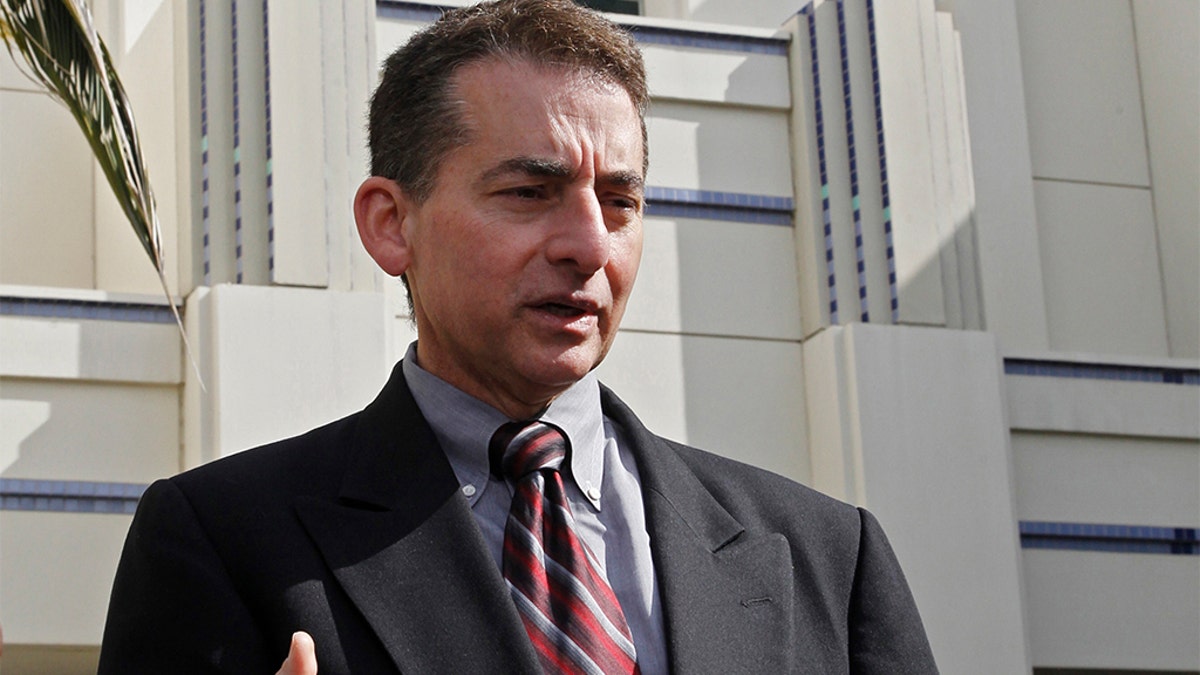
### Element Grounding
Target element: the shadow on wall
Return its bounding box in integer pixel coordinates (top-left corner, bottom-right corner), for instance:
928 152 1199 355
622 36 984 486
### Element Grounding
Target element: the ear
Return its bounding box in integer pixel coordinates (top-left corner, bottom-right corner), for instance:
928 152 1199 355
354 176 414 277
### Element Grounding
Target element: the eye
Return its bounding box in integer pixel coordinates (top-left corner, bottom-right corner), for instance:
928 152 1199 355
503 185 546 200
602 193 642 212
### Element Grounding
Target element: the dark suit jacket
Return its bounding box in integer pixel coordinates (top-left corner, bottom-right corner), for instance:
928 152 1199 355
99 362 936 673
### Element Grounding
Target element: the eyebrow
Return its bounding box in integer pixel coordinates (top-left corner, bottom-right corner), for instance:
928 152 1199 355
481 157 572 183
480 157 645 193
602 171 645 194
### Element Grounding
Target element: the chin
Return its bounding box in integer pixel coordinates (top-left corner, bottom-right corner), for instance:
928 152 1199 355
526 346 604 387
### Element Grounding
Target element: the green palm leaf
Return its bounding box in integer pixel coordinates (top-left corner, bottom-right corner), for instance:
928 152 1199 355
2 0 199 382
1 0 162 273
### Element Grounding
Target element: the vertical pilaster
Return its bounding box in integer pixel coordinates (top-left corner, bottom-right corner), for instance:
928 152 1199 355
803 324 1032 672
786 9 832 337
263 0 327 287
872 0 947 326
198 0 237 285
842 0 892 324
183 284 390 466
187 0 377 291
944 0 1049 351
231 0 270 285
319 0 381 293
788 0 981 335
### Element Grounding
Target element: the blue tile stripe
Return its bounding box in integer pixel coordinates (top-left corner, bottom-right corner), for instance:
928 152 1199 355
645 187 792 211
644 187 793 226
836 0 868 322
376 0 444 22
801 4 838 324
263 0 275 275
1004 359 1200 386
0 296 178 324
233 0 244 283
200 0 211 285
374 1 789 55
1020 520 1199 555
645 202 792 226
626 25 788 55
0 479 148 515
864 0 897 322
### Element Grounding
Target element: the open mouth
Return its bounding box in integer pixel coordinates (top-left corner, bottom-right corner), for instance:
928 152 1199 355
538 302 589 318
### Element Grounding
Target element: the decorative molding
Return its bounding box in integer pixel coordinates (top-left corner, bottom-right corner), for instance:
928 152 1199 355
200 0 212 284
864 0 897 322
1020 520 1199 556
800 5 838 323
0 479 148 515
376 0 443 23
0 296 178 324
837 0 869 322
374 1 790 55
233 0 244 283
644 187 793 226
263 0 276 275
626 25 787 55
1004 359 1200 386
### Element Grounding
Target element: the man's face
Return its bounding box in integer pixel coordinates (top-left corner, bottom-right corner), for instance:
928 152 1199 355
402 58 645 418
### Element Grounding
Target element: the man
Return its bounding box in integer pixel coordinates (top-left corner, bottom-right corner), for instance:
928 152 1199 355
99 1 937 673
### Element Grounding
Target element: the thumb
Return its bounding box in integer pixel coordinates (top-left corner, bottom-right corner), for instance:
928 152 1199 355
276 631 318 675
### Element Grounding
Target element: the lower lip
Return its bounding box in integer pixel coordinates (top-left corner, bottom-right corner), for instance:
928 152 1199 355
530 306 599 334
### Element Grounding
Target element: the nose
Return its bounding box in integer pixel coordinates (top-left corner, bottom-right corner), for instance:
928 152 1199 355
546 190 610 274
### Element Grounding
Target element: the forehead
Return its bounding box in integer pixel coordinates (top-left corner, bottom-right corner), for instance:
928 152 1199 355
448 57 644 172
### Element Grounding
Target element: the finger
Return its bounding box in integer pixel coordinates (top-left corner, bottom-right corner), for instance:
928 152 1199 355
275 631 318 675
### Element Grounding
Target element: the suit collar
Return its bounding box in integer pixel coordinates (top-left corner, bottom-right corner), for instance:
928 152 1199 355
402 347 610 511
296 366 796 673
600 385 798 673
598 384 747 552
336 360 452 511
296 363 541 674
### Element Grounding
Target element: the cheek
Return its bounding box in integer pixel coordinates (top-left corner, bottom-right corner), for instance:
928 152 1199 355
610 233 643 298
426 213 496 281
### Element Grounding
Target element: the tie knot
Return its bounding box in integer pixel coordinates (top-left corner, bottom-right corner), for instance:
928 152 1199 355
489 420 567 480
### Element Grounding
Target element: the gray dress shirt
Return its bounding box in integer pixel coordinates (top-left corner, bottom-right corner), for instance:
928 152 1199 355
402 343 669 673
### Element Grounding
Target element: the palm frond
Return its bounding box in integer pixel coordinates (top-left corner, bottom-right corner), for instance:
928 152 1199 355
1 0 162 272
2 0 200 385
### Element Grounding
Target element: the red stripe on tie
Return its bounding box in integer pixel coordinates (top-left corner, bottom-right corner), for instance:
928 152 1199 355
494 420 639 674
539 475 631 633
540 479 634 649
523 618 580 674
505 528 616 651
543 571 638 671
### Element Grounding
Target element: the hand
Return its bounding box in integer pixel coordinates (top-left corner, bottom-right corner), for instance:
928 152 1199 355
275 631 317 675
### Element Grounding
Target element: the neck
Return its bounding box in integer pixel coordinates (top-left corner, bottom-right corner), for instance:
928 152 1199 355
413 349 562 421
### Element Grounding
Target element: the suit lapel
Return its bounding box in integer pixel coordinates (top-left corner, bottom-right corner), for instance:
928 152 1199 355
295 364 540 674
601 387 797 674
291 366 797 672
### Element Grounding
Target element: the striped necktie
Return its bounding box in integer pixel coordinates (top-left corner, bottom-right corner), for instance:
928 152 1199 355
490 420 640 674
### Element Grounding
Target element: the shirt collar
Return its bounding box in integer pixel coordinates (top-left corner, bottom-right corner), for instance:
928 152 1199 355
401 342 606 510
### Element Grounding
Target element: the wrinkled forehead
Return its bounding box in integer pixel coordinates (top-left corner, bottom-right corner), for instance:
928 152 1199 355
447 55 646 158
461 63 642 177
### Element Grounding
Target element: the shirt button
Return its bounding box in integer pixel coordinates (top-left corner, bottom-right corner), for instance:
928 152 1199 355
586 486 601 501
461 484 477 497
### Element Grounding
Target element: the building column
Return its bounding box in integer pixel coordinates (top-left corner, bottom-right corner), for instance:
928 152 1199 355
803 323 1032 672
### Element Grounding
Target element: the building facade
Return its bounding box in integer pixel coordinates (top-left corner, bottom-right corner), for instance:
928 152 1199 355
1 0 1196 672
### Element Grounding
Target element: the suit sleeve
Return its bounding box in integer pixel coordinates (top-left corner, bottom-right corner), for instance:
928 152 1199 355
98 479 277 674
847 508 939 674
